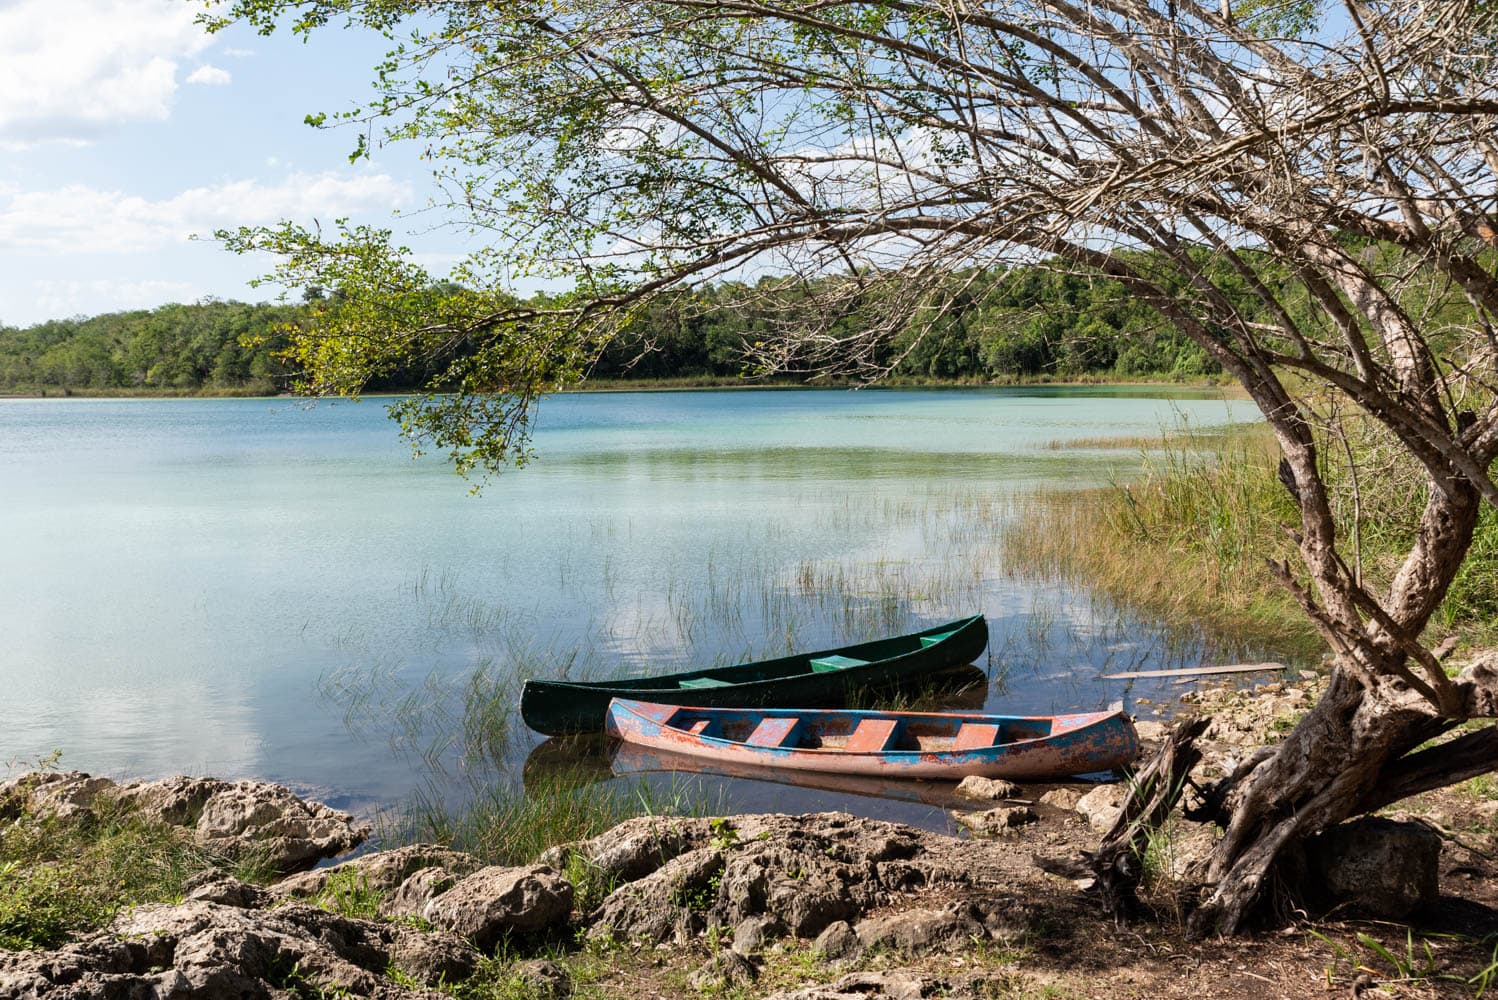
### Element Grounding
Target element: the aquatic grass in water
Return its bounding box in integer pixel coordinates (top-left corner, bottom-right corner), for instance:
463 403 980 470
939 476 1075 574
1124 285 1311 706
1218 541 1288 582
380 770 724 866
1004 423 1319 654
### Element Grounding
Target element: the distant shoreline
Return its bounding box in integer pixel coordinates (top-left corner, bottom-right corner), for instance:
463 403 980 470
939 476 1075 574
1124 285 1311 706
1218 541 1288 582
0 373 1244 401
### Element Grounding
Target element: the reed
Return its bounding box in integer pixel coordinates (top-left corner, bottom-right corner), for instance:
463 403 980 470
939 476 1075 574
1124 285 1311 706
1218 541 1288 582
1005 424 1319 654
1009 418 1498 654
380 770 722 867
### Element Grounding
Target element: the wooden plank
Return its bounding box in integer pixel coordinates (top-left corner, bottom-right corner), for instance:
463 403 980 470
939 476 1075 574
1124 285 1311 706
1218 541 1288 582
952 722 1001 751
1100 662 1288 681
846 718 901 752
746 717 802 748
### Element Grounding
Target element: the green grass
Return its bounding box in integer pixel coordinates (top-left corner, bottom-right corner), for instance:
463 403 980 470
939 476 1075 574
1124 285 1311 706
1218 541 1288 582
380 770 723 869
1005 416 1498 657
0 800 259 950
1004 423 1317 655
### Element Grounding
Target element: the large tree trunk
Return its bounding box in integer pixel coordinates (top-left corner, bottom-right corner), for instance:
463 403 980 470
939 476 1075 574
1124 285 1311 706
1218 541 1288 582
1187 669 1433 934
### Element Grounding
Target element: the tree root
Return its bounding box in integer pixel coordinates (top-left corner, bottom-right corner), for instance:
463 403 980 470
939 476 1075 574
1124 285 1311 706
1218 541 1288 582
1091 716 1208 925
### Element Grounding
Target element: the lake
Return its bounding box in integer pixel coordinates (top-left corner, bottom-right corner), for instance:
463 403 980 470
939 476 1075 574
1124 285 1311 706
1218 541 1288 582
0 386 1277 829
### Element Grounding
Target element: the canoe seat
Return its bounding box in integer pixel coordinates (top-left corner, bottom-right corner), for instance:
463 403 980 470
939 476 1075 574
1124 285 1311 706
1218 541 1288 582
746 716 803 748
685 718 721 737
679 676 730 689
952 723 1002 751
918 630 956 648
845 718 902 752
810 654 868 673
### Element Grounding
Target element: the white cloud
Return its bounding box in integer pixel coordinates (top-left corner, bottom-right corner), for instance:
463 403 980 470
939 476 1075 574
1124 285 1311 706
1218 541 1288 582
0 171 415 254
29 278 201 319
222 47 255 58
0 0 214 145
187 65 233 87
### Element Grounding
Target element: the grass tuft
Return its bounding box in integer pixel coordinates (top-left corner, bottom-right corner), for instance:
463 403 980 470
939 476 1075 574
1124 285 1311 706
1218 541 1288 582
0 801 244 950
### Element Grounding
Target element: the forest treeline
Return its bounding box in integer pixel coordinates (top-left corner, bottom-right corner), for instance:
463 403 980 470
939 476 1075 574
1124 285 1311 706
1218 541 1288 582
0 267 1225 395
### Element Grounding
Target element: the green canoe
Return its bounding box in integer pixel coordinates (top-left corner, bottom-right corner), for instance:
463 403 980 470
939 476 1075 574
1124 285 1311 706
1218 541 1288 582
519 615 989 736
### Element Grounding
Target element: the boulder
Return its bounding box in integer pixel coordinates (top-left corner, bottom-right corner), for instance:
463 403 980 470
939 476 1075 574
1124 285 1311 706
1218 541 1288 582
183 876 269 909
688 949 758 989
1305 818 1441 919
0 898 455 999
587 848 725 945
384 866 463 920
813 920 861 961
423 865 574 948
0 771 113 820
952 805 1036 836
513 959 572 1000
731 915 782 957
1037 788 1082 810
1074 784 1128 832
540 816 708 882
1133 720 1169 743
269 844 477 903
953 776 1019 801
1 771 369 874
578 813 980 947
854 906 984 953
388 927 482 987
188 780 370 872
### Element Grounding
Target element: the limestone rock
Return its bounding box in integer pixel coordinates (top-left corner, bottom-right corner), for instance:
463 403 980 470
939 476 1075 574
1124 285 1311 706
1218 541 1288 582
952 805 1036 836
813 920 861 961
1305 818 1441 919
513 959 572 1000
1 771 369 874
183 876 269 909
581 813 983 946
269 844 477 903
688 949 758 989
731 915 781 957
424 865 574 948
388 926 482 987
1074 784 1128 832
541 816 709 882
953 776 1019 801
587 848 725 945
854 906 984 953
0 771 113 820
384 865 463 920
190 779 370 872
0 898 453 999
1133 720 1168 743
1037 788 1081 810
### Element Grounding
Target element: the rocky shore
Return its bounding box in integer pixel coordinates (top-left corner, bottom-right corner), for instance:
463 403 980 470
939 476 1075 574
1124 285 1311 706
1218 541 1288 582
5 679 1498 1000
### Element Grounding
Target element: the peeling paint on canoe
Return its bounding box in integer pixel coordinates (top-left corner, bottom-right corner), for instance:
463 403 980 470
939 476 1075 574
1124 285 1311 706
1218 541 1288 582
604 698 1139 780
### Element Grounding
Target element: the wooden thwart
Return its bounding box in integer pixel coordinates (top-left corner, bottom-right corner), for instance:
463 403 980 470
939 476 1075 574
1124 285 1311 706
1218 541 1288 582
846 718 901 752
1100 662 1288 681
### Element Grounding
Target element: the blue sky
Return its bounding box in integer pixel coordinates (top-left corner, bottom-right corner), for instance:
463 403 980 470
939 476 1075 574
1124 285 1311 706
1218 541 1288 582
0 0 457 326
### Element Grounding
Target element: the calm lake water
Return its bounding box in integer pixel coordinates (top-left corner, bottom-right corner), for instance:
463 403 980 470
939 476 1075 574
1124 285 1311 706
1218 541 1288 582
0 387 1278 829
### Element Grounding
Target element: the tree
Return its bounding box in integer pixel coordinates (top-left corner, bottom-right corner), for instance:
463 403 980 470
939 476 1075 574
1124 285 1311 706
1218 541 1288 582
205 0 1498 933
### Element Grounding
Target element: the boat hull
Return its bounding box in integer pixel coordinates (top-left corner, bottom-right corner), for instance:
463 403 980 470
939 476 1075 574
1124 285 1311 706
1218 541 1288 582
604 698 1139 781
520 615 988 736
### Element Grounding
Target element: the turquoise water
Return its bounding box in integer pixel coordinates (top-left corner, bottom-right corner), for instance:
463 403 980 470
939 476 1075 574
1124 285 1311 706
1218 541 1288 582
0 387 1271 821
